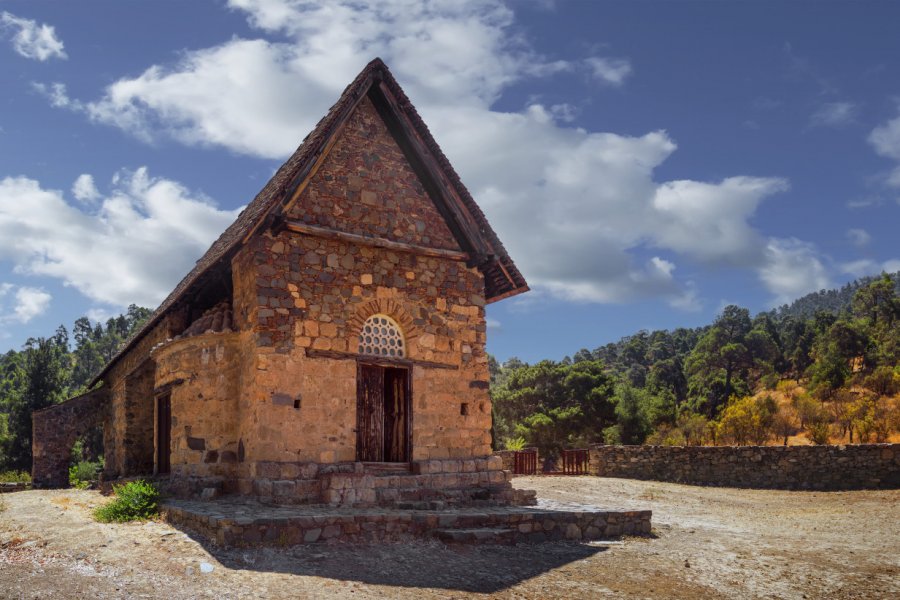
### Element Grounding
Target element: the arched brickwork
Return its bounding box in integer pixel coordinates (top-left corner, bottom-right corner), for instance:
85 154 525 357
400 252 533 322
32 387 110 488
347 299 420 352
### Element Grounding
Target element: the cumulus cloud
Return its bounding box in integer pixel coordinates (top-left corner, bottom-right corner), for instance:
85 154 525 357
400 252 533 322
72 174 101 204
39 0 807 307
585 56 632 86
839 258 900 278
810 101 857 128
758 238 830 306
845 228 871 247
0 284 51 324
869 108 900 188
0 170 241 307
0 11 66 61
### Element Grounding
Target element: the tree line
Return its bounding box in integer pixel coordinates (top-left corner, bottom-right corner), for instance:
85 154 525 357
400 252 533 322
492 272 900 457
0 306 152 473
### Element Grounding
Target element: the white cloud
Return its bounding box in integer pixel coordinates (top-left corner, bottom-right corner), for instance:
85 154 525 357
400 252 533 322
11 287 51 323
32 82 74 109
585 56 632 86
651 177 788 265
869 108 900 188
72 174 101 204
839 258 900 278
0 11 66 61
758 238 830 305
845 228 871 247
0 170 241 307
810 101 857 128
668 281 702 312
40 0 803 305
0 284 51 324
86 307 115 323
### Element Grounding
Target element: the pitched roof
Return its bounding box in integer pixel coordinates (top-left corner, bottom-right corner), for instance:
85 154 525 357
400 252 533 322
91 58 528 386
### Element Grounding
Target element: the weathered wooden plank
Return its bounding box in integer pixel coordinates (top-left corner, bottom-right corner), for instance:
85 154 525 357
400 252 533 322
283 220 469 261
357 364 384 462
305 348 458 370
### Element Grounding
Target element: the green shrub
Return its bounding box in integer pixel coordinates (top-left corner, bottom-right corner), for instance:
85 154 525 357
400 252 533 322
808 420 831 445
0 471 31 484
602 424 622 445
69 460 101 489
93 480 160 523
504 436 527 451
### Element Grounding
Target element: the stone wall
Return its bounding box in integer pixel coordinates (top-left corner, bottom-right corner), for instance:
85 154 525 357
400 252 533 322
590 444 900 490
288 96 461 252
32 388 110 488
103 310 183 479
151 331 243 480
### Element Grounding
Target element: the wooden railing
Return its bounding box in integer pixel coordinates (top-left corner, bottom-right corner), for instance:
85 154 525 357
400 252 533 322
513 449 538 475
561 449 590 475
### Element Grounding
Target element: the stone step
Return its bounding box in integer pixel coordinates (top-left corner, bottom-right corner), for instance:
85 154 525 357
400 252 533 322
362 462 411 476
432 527 517 545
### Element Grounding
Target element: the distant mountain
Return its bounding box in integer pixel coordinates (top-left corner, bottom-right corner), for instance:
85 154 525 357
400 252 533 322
768 271 900 321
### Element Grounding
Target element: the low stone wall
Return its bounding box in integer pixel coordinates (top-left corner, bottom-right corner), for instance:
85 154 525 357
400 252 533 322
589 443 900 490
0 482 31 493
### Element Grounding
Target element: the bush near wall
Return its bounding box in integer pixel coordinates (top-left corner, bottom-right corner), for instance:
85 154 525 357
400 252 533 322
589 443 900 490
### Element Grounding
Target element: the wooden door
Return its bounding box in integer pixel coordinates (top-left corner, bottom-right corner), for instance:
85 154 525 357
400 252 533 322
383 368 409 462
356 364 384 462
156 394 171 475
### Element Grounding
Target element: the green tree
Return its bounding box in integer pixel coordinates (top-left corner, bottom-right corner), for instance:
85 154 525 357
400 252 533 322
685 306 776 416
3 335 71 470
612 383 651 444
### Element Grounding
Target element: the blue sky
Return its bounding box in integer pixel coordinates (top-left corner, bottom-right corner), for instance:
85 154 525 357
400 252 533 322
0 1 898 363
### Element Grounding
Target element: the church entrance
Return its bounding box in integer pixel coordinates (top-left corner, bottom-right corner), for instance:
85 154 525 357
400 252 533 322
356 364 410 462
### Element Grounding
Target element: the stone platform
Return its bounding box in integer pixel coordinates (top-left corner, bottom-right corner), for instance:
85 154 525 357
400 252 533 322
161 497 651 547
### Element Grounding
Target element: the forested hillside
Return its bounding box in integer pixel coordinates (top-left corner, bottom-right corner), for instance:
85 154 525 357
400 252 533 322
0 306 151 473
492 272 900 455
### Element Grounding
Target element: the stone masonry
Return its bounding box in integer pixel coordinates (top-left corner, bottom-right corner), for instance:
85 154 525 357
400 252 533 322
32 388 109 488
590 443 900 490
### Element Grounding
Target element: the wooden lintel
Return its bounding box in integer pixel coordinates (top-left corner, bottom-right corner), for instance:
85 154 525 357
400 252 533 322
284 220 469 262
305 348 458 370
152 378 185 397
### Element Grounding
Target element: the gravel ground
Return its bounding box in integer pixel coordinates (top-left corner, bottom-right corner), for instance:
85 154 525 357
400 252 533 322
1 477 898 599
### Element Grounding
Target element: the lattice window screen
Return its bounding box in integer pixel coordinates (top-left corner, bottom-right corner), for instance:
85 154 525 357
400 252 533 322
358 314 405 358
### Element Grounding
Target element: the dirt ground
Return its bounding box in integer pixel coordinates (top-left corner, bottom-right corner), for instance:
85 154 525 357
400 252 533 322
1 477 898 599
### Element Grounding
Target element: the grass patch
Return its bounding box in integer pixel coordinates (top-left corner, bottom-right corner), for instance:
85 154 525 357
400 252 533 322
0 471 31 484
93 479 160 523
69 460 102 489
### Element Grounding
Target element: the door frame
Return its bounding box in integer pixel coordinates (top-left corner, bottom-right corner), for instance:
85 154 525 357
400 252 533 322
155 392 171 475
356 360 413 463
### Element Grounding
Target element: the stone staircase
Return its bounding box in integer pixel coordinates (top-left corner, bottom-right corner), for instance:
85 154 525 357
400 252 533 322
160 496 652 547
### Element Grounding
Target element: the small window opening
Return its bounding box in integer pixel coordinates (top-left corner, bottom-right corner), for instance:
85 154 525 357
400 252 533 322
460 403 469 416
358 314 405 358
293 398 301 410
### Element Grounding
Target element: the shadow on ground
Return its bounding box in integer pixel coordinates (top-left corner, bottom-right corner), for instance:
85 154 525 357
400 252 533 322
179 527 611 594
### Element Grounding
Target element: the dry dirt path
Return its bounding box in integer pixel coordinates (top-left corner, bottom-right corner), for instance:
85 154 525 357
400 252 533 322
1 478 898 599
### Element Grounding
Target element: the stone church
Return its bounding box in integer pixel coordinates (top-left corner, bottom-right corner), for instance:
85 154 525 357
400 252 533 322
32 58 531 507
